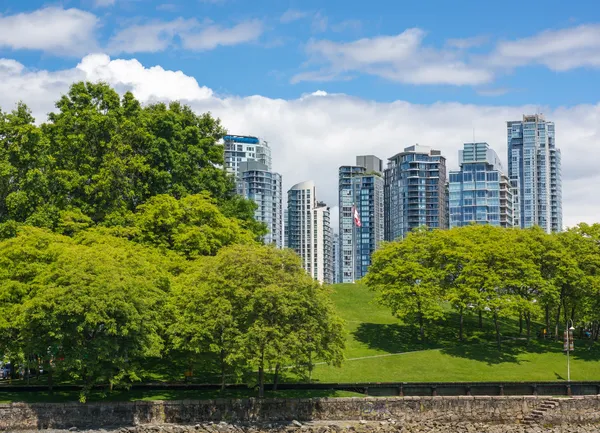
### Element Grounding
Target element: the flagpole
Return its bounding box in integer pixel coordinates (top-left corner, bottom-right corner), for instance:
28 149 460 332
351 170 354 283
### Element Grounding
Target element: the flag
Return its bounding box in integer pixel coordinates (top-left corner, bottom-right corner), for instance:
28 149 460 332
352 205 362 227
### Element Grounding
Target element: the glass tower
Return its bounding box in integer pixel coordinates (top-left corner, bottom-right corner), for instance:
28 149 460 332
223 135 272 174
338 156 384 283
287 181 333 284
384 145 447 240
224 134 282 247
507 115 562 232
449 143 514 228
239 161 283 248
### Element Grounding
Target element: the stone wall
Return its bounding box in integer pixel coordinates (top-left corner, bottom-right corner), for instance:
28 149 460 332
1 395 599 431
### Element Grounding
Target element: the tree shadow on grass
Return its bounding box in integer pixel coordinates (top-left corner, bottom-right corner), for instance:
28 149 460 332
440 337 563 365
352 322 441 354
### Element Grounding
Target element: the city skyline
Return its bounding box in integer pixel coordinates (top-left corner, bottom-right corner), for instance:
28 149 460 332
0 1 598 231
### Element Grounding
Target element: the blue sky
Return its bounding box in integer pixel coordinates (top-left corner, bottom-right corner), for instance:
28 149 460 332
1 0 599 228
2 0 600 106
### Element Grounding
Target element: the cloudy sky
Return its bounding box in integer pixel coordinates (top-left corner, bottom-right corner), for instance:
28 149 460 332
1 0 599 230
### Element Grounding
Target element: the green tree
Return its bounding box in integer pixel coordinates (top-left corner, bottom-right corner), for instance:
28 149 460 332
130 193 257 258
202 244 345 398
168 258 244 390
365 228 445 341
0 226 173 399
0 82 265 240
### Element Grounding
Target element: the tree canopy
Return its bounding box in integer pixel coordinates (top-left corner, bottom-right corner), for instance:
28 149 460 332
365 224 600 347
0 81 264 237
0 82 343 400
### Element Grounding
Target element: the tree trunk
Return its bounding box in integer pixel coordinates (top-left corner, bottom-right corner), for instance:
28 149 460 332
459 307 464 342
493 312 501 350
418 312 425 342
272 363 280 391
526 313 532 344
545 305 550 338
258 349 265 399
220 350 226 392
25 355 30 385
48 367 54 393
515 312 522 336
554 303 562 340
571 306 576 323
478 310 483 329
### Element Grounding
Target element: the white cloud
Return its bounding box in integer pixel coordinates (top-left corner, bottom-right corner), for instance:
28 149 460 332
108 18 196 54
0 55 597 230
0 7 98 56
280 9 309 24
107 18 263 53
76 54 213 101
94 0 116 7
294 29 492 86
490 24 600 71
181 20 264 51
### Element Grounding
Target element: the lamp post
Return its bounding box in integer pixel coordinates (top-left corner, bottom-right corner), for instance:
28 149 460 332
566 319 575 382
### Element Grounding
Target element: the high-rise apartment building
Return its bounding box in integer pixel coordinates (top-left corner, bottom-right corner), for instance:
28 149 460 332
449 143 514 228
507 115 562 232
384 145 447 240
238 161 283 248
338 156 384 283
332 233 340 284
223 135 272 174
287 181 333 284
224 134 282 247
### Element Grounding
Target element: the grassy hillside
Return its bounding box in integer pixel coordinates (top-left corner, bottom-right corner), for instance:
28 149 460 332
311 283 600 382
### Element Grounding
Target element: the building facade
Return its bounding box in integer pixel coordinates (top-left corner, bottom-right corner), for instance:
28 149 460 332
287 181 333 284
223 135 272 175
448 143 514 228
224 134 282 247
384 145 447 241
238 161 283 248
507 115 562 232
332 233 340 284
338 156 385 283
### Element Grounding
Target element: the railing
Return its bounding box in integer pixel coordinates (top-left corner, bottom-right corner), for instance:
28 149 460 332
2 381 600 396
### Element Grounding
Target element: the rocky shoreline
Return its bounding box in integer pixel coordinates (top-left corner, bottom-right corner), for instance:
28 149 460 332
15 420 600 433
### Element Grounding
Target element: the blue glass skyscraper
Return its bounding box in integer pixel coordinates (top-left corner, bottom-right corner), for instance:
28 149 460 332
449 143 514 228
338 156 384 283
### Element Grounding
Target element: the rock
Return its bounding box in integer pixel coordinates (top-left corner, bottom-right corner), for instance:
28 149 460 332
292 421 303 427
69 428 78 432
359 420 367 425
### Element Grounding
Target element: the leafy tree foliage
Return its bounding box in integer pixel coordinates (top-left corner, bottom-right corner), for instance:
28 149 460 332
129 193 257 258
168 245 345 398
366 224 600 348
0 82 264 238
0 227 172 399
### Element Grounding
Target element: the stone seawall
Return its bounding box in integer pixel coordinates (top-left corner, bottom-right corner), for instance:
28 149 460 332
1 395 600 431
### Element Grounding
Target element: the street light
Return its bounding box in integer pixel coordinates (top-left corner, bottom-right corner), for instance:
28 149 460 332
565 319 575 382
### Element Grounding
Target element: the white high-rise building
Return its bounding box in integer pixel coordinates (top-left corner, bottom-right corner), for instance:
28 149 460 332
286 181 333 284
507 115 562 232
223 135 272 174
224 135 282 247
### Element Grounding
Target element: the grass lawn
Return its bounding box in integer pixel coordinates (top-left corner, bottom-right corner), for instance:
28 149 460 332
3 283 600 404
311 283 600 382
